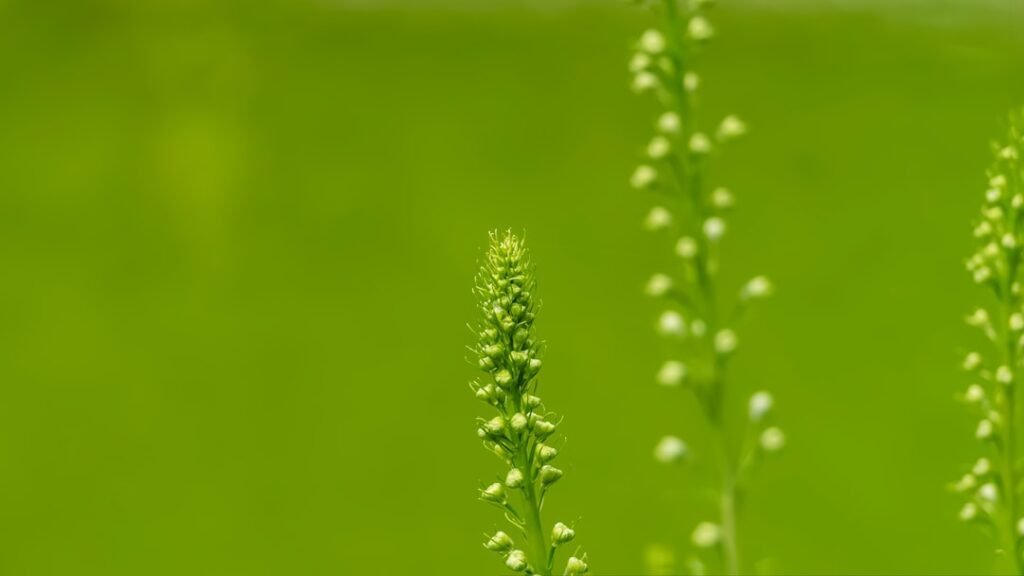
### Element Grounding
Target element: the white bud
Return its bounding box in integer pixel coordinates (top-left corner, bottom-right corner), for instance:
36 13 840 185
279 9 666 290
691 522 721 548
632 71 659 94
741 276 773 300
539 464 563 485
683 72 700 92
976 418 994 440
658 310 687 337
760 427 786 452
506 467 525 488
646 273 673 297
565 556 589 575
1017 517 1024 536
716 115 747 141
657 360 687 386
676 236 698 258
979 482 998 502
687 16 714 41
484 416 506 435
955 473 977 492
689 132 711 154
1012 313 1024 331
510 412 528 432
551 522 576 545
997 365 1014 385
986 207 1005 221
505 549 528 572
966 308 990 327
658 111 681 134
644 206 673 231
703 217 725 241
654 435 688 463
640 29 667 54
631 164 658 189
1004 233 1019 249
1014 195 1024 209
963 352 983 371
1001 146 1018 160
485 531 514 553
648 135 672 160
495 369 513 387
974 267 992 284
992 174 1008 189
536 443 558 463
749 391 774 422
482 482 506 502
528 358 542 373
973 458 992 476
975 221 993 238
965 384 985 403
714 329 737 355
711 187 734 209
987 188 1003 203
960 502 979 522
630 52 651 74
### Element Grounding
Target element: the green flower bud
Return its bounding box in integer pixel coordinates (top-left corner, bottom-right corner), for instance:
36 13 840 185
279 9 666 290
484 416 506 436
523 395 542 410
533 419 556 438
527 358 543 375
506 550 528 572
484 531 514 552
495 369 513 388
475 383 496 403
484 343 503 359
510 412 528 432
552 522 575 545
506 467 524 488
481 482 505 503
565 555 589 575
540 465 563 485
536 443 558 463
510 350 529 367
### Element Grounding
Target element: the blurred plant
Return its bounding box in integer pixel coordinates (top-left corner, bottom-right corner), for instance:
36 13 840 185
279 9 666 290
958 108 1024 575
470 231 589 576
628 1 782 573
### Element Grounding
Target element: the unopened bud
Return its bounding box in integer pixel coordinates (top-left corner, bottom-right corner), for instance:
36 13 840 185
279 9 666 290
481 482 506 503
505 549 528 572
552 522 576 545
540 465 563 485
506 467 525 488
485 531 514 552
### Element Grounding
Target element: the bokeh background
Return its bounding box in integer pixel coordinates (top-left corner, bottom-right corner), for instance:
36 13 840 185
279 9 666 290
2 0 1024 573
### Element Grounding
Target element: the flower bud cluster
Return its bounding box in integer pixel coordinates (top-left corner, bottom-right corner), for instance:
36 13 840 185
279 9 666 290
471 231 586 575
629 2 779 569
956 111 1024 569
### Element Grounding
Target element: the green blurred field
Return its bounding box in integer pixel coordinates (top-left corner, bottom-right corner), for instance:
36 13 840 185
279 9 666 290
1 0 1024 573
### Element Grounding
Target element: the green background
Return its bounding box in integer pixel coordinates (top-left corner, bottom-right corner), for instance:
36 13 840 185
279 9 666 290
1 0 1023 573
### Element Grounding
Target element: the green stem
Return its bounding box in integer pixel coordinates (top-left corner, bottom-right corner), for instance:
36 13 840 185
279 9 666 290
510 391 550 576
1000 299 1024 575
660 0 741 572
713 415 740 575
521 477 549 575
